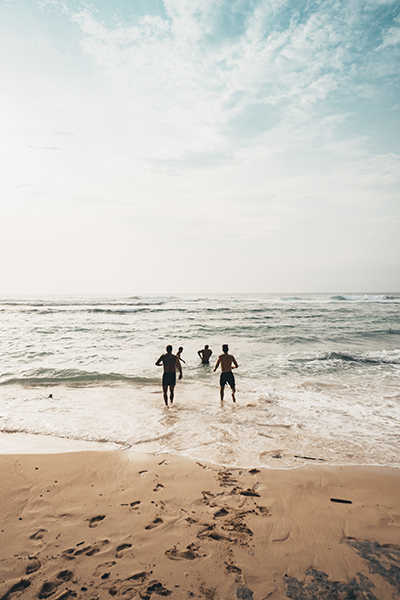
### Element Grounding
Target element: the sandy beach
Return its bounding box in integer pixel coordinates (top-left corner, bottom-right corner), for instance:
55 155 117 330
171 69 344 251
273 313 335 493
1 451 399 600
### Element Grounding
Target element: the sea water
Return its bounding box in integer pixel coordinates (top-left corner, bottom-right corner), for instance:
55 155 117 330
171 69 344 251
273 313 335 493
0 294 399 468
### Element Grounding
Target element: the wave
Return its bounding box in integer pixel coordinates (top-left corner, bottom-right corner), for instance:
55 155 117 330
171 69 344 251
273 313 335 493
0 369 159 387
330 294 398 303
0 296 173 309
290 350 400 366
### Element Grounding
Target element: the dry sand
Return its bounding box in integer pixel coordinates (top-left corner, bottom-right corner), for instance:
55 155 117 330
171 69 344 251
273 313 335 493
0 451 399 600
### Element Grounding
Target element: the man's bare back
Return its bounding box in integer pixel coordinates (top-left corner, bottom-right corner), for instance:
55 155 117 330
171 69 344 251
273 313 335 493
213 345 238 402
215 352 238 372
155 345 182 406
157 352 180 372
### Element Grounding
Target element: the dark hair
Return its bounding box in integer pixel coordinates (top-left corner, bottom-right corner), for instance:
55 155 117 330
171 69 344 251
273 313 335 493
178 347 183 352
222 344 228 352
166 345 173 353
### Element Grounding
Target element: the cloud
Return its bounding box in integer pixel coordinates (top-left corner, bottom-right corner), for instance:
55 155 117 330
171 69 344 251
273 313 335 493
1 0 399 293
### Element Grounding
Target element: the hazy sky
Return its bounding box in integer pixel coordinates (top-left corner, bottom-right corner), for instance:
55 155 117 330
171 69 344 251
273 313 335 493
1 0 399 294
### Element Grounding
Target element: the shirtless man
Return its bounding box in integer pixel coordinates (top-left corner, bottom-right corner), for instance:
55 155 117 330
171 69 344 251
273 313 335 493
155 345 182 406
176 347 186 364
198 344 213 364
213 344 238 402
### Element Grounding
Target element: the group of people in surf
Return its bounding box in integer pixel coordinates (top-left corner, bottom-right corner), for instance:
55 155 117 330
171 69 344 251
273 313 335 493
155 344 238 407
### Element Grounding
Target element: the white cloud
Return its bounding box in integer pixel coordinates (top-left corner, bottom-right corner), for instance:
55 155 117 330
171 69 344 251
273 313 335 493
0 0 399 293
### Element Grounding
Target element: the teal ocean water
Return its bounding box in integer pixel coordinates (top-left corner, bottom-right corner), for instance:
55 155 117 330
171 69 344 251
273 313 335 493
0 293 399 467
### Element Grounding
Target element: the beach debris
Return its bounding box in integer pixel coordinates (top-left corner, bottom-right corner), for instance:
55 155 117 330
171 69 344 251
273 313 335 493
130 500 141 508
284 568 377 599
52 590 71 600
294 455 325 461
344 539 400 594
272 454 282 459
330 498 353 504
248 469 260 474
236 585 254 599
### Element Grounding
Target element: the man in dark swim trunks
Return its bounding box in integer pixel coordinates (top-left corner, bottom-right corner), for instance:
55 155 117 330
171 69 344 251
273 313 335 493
198 344 213 364
213 344 238 402
155 345 182 406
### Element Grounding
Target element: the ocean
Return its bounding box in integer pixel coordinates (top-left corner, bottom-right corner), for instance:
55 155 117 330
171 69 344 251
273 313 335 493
0 293 399 468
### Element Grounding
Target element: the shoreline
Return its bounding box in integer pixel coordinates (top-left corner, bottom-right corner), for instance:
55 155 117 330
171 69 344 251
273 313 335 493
1 450 399 599
1 430 399 471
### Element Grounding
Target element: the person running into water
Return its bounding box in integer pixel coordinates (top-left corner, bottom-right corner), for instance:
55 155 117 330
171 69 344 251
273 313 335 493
213 344 238 402
155 345 182 406
176 346 186 364
198 344 213 364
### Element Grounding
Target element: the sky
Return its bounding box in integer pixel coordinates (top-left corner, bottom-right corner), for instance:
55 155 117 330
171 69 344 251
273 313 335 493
1 0 399 295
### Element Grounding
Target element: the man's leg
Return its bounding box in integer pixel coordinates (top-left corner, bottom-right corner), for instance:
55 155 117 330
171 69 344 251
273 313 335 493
220 385 224 401
162 386 169 406
231 385 236 403
169 385 175 404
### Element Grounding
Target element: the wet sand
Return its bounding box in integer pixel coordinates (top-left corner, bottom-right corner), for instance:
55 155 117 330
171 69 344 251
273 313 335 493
1 451 399 600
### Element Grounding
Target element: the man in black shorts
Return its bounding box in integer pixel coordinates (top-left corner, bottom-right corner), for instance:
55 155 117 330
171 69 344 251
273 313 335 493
213 344 238 402
155 345 182 406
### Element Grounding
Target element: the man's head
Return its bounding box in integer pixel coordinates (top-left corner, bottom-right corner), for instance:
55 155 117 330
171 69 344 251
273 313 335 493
178 346 183 352
166 345 173 353
222 344 229 353
205 345 209 349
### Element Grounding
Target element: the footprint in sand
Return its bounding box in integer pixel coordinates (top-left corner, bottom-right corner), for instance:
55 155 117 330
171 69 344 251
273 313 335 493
130 501 141 509
93 561 116 577
226 563 242 574
165 544 199 560
38 581 59 599
89 515 105 527
256 505 270 516
1 579 31 600
30 529 47 540
116 543 132 558
145 517 163 530
26 557 41 574
153 483 164 492
57 570 73 582
63 539 109 560
143 581 172 597
214 508 229 519
239 489 260 497
125 571 149 583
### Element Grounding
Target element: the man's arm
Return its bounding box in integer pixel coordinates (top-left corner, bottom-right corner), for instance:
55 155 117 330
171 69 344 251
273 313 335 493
155 355 163 366
232 356 238 369
213 356 221 372
197 350 203 358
